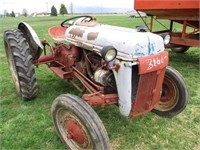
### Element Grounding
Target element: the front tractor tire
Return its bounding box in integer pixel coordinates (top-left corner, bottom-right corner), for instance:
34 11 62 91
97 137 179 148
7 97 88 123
51 94 110 150
4 29 38 100
153 66 189 117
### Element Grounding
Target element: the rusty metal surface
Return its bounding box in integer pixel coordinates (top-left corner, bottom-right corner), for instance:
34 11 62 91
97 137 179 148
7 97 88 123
82 93 118 107
36 41 168 117
130 67 166 118
57 108 93 149
154 74 179 111
66 120 86 145
37 54 54 65
87 32 99 40
137 15 199 47
49 67 72 79
72 66 103 93
69 27 85 38
171 37 199 47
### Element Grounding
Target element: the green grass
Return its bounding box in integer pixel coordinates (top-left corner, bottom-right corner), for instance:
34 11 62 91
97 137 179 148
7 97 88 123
0 15 200 150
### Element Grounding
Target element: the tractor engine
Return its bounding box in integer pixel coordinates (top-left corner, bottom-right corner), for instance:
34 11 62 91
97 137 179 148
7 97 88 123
85 51 117 93
48 43 117 94
94 69 115 87
84 52 117 94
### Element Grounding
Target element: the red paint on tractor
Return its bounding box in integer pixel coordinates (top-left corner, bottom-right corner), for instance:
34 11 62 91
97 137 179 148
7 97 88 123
130 67 166 118
72 66 104 93
138 51 168 74
160 79 174 103
83 93 118 107
36 54 54 65
66 121 86 145
37 41 168 117
48 26 67 40
107 64 120 71
129 52 168 118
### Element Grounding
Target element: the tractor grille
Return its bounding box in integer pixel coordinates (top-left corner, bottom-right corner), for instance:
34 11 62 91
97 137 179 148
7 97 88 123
131 68 166 117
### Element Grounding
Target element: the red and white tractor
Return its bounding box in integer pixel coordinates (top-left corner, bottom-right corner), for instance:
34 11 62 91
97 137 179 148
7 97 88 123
4 16 189 149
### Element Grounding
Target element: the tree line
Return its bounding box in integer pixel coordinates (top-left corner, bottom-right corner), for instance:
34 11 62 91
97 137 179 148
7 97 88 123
4 8 28 17
4 4 68 17
51 4 68 16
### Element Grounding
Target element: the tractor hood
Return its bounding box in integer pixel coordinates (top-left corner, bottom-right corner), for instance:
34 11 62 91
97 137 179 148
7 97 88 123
65 23 165 60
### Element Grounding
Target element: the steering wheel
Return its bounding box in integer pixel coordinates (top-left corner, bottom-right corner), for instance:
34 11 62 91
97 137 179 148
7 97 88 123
61 16 93 27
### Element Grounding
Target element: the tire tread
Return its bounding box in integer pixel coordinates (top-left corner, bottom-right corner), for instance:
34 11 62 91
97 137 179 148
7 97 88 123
4 29 38 100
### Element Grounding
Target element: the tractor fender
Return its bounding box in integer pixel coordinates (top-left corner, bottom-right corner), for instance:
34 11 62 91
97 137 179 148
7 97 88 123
18 22 43 61
112 60 133 117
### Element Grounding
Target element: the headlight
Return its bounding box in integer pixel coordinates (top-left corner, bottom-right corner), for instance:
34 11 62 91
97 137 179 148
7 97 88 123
160 33 171 45
101 46 117 62
163 34 171 45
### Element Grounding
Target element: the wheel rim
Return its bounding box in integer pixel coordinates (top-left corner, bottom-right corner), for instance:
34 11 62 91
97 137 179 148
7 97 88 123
56 108 93 149
5 42 20 93
155 76 179 111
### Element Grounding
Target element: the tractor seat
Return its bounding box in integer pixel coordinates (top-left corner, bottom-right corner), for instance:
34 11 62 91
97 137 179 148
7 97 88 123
48 26 67 41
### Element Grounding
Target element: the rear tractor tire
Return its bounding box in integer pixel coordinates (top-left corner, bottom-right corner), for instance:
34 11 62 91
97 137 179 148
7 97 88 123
4 29 38 100
153 66 189 117
170 44 190 53
51 94 110 150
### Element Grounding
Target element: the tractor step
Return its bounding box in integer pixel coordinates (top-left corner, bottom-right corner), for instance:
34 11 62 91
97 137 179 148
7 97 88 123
50 67 72 79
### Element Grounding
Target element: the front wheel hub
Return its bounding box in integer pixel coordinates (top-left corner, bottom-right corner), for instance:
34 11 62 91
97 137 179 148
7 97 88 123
66 120 86 145
155 77 179 111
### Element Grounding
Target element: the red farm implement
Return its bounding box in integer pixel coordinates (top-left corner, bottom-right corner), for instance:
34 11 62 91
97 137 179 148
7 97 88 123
134 0 200 53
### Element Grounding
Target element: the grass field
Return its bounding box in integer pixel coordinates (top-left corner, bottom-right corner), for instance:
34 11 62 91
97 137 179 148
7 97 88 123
0 15 199 150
